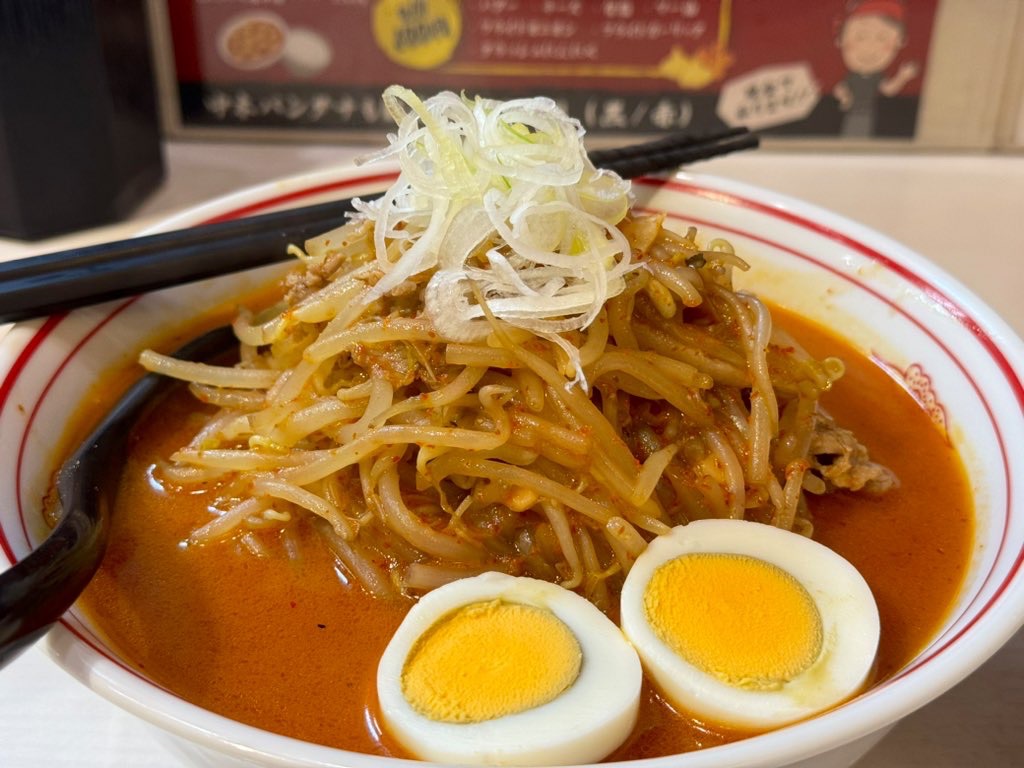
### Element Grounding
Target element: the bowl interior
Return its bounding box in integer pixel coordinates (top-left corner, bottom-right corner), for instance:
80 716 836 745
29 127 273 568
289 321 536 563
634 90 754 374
2 166 1023 768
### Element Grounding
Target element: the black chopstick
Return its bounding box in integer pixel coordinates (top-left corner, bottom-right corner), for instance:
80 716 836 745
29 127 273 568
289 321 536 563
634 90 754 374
0 128 757 324
587 126 750 168
591 131 759 179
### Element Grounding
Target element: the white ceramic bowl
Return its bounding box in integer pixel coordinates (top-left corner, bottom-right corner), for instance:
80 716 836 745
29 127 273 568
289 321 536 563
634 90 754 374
2 165 1023 768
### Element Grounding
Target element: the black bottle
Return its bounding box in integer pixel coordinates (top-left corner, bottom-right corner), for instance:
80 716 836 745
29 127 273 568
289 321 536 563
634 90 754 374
0 1 164 239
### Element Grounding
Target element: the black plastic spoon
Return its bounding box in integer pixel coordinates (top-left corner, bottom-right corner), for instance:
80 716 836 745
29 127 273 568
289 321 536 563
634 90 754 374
0 326 236 668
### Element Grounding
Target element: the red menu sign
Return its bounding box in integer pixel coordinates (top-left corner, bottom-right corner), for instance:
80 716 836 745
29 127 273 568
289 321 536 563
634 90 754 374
164 0 939 139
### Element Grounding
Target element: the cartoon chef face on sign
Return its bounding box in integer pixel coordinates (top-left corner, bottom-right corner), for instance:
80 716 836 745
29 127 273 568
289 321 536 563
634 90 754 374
832 0 919 137
838 2 907 74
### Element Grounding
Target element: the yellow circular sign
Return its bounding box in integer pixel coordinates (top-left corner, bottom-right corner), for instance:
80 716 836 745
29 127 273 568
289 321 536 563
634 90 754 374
372 0 462 71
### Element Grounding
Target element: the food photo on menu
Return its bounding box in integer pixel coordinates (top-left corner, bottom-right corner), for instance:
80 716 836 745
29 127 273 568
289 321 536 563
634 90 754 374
1 2 1024 768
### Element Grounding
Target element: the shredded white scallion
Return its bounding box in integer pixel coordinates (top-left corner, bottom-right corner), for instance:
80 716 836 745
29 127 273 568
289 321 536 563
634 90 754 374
352 85 636 386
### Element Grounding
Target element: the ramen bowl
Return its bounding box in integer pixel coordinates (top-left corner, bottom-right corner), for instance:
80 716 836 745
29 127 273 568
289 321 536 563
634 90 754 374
1 165 1023 768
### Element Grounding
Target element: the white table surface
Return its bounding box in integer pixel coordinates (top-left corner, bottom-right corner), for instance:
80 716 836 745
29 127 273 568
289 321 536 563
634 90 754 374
1 143 1023 767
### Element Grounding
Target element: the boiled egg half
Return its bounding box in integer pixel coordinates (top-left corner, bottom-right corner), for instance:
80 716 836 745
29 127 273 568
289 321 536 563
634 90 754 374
377 571 642 766
620 519 880 731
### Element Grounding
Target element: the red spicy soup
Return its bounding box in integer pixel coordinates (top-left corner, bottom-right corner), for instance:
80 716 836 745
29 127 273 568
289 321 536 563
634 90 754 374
74 308 973 759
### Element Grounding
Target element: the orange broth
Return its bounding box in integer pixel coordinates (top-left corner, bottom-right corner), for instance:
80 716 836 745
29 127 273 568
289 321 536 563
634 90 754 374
75 308 973 760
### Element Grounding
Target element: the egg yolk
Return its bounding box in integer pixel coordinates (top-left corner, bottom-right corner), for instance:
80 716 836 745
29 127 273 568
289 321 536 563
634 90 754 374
401 599 583 723
643 553 823 691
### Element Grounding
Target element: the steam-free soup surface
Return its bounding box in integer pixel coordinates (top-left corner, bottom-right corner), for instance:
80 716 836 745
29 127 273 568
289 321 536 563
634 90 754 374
78 310 972 758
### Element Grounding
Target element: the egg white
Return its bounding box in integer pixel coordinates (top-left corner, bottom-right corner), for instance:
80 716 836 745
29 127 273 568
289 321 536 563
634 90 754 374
620 520 880 731
377 571 642 766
